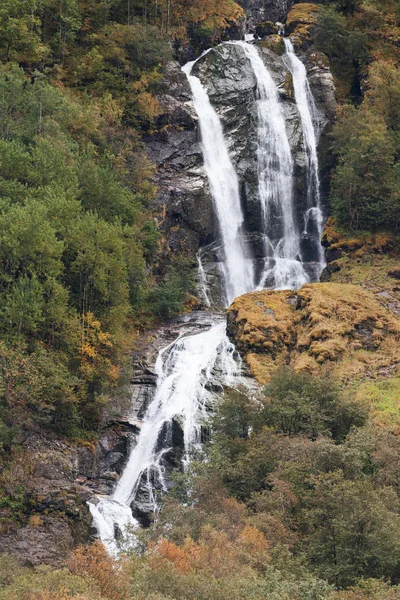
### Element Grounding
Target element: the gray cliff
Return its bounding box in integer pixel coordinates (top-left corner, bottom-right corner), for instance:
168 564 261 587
146 38 336 303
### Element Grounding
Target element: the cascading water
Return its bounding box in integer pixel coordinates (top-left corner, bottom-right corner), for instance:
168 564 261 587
234 41 309 290
89 38 327 557
196 250 211 307
283 38 326 279
89 319 241 556
182 57 255 306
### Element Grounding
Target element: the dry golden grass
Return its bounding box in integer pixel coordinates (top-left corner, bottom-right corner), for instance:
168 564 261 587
322 218 400 318
286 3 321 38
227 283 400 384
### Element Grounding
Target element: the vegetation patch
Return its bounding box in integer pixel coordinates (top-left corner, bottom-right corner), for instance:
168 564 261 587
286 3 321 38
355 378 400 429
322 218 400 317
227 283 400 384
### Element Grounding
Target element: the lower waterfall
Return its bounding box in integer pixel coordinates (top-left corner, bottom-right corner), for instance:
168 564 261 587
89 38 326 555
89 318 242 556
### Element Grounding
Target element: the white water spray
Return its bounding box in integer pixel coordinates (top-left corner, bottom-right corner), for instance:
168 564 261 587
182 56 255 305
283 38 326 276
197 250 211 307
234 41 309 290
89 321 241 556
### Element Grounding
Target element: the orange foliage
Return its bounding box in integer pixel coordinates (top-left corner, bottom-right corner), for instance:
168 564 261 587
78 313 119 385
155 537 198 573
153 523 270 578
68 542 129 600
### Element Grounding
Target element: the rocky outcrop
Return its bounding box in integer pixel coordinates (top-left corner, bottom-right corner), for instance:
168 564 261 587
286 3 321 39
147 40 336 302
226 283 400 384
239 0 294 31
0 435 95 567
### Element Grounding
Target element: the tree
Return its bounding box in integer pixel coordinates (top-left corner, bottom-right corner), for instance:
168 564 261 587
262 367 367 440
331 105 399 231
365 60 400 148
301 471 400 587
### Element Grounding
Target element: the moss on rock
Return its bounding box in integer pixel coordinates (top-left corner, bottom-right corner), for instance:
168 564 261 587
227 283 400 385
258 35 285 56
286 3 321 38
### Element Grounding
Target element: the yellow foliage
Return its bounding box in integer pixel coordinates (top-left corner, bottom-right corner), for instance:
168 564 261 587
77 313 119 387
28 514 43 528
171 0 244 41
227 283 400 384
286 3 321 39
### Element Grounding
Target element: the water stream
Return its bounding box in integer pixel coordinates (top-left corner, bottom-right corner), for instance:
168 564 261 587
234 40 309 290
183 55 255 306
89 318 241 556
283 38 326 279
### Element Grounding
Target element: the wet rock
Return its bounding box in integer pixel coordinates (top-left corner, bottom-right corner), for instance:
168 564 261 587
255 20 276 38
239 0 294 30
147 40 335 300
326 247 343 263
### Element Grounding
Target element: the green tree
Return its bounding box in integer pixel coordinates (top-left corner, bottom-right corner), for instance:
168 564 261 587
301 471 400 587
331 105 399 231
262 367 367 440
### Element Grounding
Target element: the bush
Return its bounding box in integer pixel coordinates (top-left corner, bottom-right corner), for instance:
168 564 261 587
148 257 196 318
262 367 368 440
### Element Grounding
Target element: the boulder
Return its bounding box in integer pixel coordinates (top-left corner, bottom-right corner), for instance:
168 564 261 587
255 21 276 38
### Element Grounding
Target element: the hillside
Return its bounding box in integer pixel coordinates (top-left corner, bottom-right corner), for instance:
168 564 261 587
0 0 399 599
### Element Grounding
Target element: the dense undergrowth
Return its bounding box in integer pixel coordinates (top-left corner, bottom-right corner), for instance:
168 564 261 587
3 369 400 598
310 0 400 231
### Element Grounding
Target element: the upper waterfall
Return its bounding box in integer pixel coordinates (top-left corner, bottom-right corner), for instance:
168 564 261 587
235 41 309 290
283 38 326 279
182 57 255 306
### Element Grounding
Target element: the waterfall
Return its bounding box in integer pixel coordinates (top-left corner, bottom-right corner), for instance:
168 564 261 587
283 38 326 278
235 41 309 290
89 320 241 556
89 40 327 556
182 58 255 306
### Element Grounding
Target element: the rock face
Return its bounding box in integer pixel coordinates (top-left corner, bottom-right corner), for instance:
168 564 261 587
0 434 95 567
147 39 335 303
226 283 400 384
145 62 215 260
238 0 294 31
